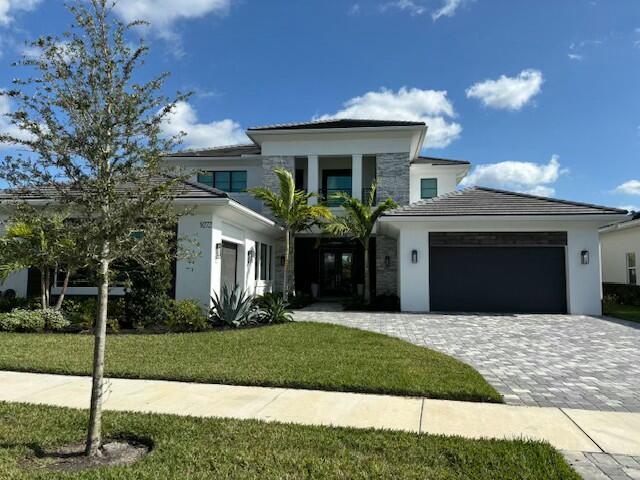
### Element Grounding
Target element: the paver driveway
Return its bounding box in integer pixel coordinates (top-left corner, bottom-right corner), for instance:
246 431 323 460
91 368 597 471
294 310 640 412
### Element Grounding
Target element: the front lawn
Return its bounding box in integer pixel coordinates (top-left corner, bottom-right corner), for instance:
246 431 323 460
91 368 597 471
0 402 578 479
0 322 500 402
603 303 640 323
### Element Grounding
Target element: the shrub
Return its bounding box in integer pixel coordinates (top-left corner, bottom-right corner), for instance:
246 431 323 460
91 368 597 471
255 293 293 324
64 297 124 332
40 309 70 331
210 285 257 328
603 283 640 306
165 299 208 332
0 309 46 332
123 260 173 329
0 296 29 313
286 293 314 310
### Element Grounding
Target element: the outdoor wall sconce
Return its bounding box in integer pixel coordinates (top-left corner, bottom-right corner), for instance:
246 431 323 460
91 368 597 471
411 250 418 264
248 246 256 264
581 249 590 265
280 255 286 266
215 243 222 260
384 255 391 268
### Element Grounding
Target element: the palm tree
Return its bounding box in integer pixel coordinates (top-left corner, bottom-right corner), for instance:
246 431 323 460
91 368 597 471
250 168 331 298
324 182 398 303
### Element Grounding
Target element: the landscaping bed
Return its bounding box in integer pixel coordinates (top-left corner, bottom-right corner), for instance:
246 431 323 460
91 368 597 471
0 322 500 402
603 303 640 324
0 402 578 479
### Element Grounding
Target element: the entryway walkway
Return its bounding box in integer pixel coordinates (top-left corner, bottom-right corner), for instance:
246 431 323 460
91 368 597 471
294 311 640 413
1 371 639 480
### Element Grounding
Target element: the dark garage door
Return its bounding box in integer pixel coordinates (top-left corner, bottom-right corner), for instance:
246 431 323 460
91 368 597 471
429 233 567 314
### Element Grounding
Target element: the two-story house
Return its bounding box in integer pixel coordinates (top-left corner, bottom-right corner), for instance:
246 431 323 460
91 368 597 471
1 119 629 315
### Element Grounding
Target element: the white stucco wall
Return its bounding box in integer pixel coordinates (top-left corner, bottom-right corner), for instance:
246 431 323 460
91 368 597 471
174 206 279 309
0 221 29 297
409 164 460 203
600 225 639 284
389 218 610 316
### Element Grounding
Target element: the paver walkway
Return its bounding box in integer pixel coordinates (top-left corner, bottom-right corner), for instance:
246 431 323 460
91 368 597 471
1 371 639 480
294 310 640 412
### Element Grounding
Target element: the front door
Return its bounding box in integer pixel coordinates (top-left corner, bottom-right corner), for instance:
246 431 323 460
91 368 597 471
320 250 354 296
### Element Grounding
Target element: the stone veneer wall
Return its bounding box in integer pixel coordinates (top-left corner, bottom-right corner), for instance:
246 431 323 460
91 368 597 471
375 234 398 295
376 152 410 206
262 156 295 293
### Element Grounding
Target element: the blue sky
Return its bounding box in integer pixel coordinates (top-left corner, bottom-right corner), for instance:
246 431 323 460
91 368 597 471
0 0 638 210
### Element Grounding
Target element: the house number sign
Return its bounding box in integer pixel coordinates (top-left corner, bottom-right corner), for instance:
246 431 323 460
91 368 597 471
200 221 213 229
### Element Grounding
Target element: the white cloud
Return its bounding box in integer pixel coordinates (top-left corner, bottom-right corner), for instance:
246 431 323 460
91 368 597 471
432 0 463 21
113 0 232 29
460 155 566 197
0 94 34 150
567 53 583 61
466 69 544 110
615 180 640 196
160 101 247 149
380 0 426 16
0 0 41 26
317 87 461 148
349 3 361 15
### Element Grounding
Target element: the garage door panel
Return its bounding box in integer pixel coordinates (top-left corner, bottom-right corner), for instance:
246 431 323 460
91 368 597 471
429 246 567 314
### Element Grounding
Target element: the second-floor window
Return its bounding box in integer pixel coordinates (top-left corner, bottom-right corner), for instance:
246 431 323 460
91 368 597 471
627 252 637 285
420 178 438 199
198 171 247 192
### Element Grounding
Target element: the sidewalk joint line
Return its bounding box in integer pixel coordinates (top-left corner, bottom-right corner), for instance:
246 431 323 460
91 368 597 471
559 408 605 454
253 388 289 416
418 398 425 434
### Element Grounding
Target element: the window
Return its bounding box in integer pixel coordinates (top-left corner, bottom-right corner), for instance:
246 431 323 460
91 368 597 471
197 171 247 192
627 252 637 285
254 242 260 281
268 245 273 281
260 243 268 281
420 178 438 199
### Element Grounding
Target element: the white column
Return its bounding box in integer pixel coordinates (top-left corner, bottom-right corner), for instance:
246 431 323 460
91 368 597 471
352 154 363 201
308 155 319 205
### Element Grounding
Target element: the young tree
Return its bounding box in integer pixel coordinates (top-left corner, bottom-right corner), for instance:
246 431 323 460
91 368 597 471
0 205 82 309
0 1 189 456
250 168 331 298
323 182 397 303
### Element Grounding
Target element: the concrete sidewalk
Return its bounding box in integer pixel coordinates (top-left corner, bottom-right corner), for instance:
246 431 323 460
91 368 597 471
1 371 639 463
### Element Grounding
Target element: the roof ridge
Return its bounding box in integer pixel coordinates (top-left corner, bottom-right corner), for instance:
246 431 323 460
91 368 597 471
247 118 425 131
474 186 627 213
164 142 258 156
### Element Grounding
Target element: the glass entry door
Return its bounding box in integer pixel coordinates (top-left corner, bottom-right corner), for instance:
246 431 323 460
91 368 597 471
320 250 354 296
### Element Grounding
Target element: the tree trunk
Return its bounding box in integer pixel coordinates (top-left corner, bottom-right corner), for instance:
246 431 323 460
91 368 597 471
54 270 71 310
363 241 371 304
40 268 47 310
282 229 289 300
85 245 110 457
289 235 296 297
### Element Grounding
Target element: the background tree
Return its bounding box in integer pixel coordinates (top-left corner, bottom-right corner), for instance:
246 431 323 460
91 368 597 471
250 168 330 298
0 205 82 310
0 0 190 457
324 182 397 304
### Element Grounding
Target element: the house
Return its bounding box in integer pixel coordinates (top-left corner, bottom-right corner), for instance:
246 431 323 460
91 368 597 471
0 119 629 315
600 212 639 288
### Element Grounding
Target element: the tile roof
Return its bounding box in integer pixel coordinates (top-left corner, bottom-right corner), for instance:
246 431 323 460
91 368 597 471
163 143 261 158
0 176 229 202
412 156 470 166
384 187 628 217
247 118 425 131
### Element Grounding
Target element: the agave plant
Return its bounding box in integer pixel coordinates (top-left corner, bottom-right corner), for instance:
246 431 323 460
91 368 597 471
255 293 293 324
210 285 258 328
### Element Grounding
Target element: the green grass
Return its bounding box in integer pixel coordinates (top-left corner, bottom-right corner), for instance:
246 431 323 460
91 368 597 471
0 322 500 402
603 303 640 323
0 402 579 479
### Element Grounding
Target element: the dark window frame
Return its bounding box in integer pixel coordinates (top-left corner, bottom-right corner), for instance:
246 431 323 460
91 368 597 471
197 170 247 193
420 178 438 199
